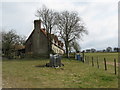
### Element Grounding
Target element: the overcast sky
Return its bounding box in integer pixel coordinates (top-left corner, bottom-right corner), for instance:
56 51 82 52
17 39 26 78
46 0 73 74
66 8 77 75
1 0 119 50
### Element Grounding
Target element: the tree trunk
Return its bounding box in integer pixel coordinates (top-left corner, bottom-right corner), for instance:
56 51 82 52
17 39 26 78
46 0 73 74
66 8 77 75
65 41 69 58
47 28 52 58
49 28 52 54
47 31 50 58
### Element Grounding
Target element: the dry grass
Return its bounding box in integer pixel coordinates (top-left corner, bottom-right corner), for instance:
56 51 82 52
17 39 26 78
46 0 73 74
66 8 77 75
2 53 119 88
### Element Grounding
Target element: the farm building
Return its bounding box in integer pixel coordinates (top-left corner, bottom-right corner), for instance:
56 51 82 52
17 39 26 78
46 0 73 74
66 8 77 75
13 44 25 58
25 20 64 57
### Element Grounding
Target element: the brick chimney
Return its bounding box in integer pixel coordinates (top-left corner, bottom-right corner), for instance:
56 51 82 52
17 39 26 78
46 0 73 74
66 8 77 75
34 20 41 29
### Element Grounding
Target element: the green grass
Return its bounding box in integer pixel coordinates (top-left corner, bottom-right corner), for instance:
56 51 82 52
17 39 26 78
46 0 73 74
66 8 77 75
2 53 119 88
84 52 119 73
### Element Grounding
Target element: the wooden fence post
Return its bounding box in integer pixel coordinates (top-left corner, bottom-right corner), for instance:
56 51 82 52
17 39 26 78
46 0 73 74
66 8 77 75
74 52 75 59
104 58 107 71
92 57 94 67
82 51 85 62
114 59 117 75
97 57 99 69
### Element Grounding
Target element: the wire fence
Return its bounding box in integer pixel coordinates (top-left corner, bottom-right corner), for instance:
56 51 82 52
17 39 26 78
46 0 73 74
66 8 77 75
84 56 118 75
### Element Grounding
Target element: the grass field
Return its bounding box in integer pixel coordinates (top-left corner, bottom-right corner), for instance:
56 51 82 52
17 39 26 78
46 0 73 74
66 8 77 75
2 53 119 88
84 53 119 73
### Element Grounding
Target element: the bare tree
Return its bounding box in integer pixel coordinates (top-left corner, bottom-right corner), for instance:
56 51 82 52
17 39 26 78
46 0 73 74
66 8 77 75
35 5 57 55
56 11 88 58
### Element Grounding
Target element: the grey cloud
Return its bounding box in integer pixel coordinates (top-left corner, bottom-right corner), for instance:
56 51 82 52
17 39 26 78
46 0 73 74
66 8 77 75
1 1 118 50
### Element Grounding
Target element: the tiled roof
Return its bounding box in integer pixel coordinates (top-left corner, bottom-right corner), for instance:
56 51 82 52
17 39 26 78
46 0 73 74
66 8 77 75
11 44 25 50
40 29 63 48
41 28 47 37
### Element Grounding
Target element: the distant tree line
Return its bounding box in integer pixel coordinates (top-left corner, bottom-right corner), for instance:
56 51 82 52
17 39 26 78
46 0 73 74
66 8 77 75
85 47 120 53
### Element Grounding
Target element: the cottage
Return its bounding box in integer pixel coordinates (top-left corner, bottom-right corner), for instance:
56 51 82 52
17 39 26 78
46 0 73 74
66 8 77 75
25 20 64 57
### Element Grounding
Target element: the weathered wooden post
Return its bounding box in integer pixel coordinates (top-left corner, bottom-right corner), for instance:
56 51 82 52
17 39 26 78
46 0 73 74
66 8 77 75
114 58 117 75
82 50 85 62
104 58 107 71
92 57 94 67
74 52 76 59
97 57 99 69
